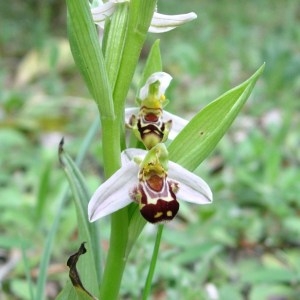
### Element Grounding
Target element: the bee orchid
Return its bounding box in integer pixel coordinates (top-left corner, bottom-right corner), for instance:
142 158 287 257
126 72 188 149
91 0 197 33
88 144 212 224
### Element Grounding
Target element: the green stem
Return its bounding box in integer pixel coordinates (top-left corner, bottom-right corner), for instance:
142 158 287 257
101 118 121 177
97 5 129 298
142 224 164 300
99 209 128 300
100 110 129 300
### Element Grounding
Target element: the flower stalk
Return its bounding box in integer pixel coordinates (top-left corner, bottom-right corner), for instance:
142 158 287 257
142 224 164 300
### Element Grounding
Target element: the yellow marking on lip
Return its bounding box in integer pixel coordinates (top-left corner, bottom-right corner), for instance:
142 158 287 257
154 212 163 218
166 211 172 217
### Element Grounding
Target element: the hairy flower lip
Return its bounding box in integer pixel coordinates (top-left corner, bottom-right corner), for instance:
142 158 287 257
88 148 212 223
91 1 197 33
125 107 188 140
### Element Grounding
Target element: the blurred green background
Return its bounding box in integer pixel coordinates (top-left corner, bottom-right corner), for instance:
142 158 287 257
1 0 300 299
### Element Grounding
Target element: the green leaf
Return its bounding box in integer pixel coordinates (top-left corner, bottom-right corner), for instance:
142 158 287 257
249 284 295 300
56 281 97 300
242 267 295 284
168 64 265 170
20 239 35 300
56 281 78 300
36 119 100 300
59 139 101 297
103 3 129 92
219 284 243 300
66 0 114 119
35 159 52 222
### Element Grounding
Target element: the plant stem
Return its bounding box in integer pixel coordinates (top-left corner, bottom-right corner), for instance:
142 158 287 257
101 118 121 177
100 113 129 300
99 209 128 300
142 224 164 300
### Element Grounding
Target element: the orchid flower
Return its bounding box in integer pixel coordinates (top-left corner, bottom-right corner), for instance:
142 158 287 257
88 144 212 224
91 0 197 33
126 72 188 149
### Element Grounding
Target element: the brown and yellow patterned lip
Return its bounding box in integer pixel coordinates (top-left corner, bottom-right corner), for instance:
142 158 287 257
131 172 180 223
140 199 179 224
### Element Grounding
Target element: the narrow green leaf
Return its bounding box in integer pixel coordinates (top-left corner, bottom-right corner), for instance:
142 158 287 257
20 239 35 300
59 139 101 296
36 118 100 300
36 187 68 300
66 0 114 119
35 159 52 222
104 3 129 92
56 281 76 300
56 281 96 300
168 64 265 170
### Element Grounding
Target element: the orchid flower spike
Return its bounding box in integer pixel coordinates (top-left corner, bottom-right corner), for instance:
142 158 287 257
127 72 188 149
91 0 197 33
88 144 212 224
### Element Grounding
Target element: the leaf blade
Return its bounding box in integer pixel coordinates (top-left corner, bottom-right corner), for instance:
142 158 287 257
168 64 265 170
66 0 114 119
59 139 101 296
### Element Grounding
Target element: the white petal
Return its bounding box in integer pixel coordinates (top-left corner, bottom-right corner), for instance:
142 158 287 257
163 110 188 139
91 2 116 27
149 12 197 33
168 161 213 205
121 148 146 165
139 72 172 100
88 161 139 221
125 107 139 124
90 0 104 9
